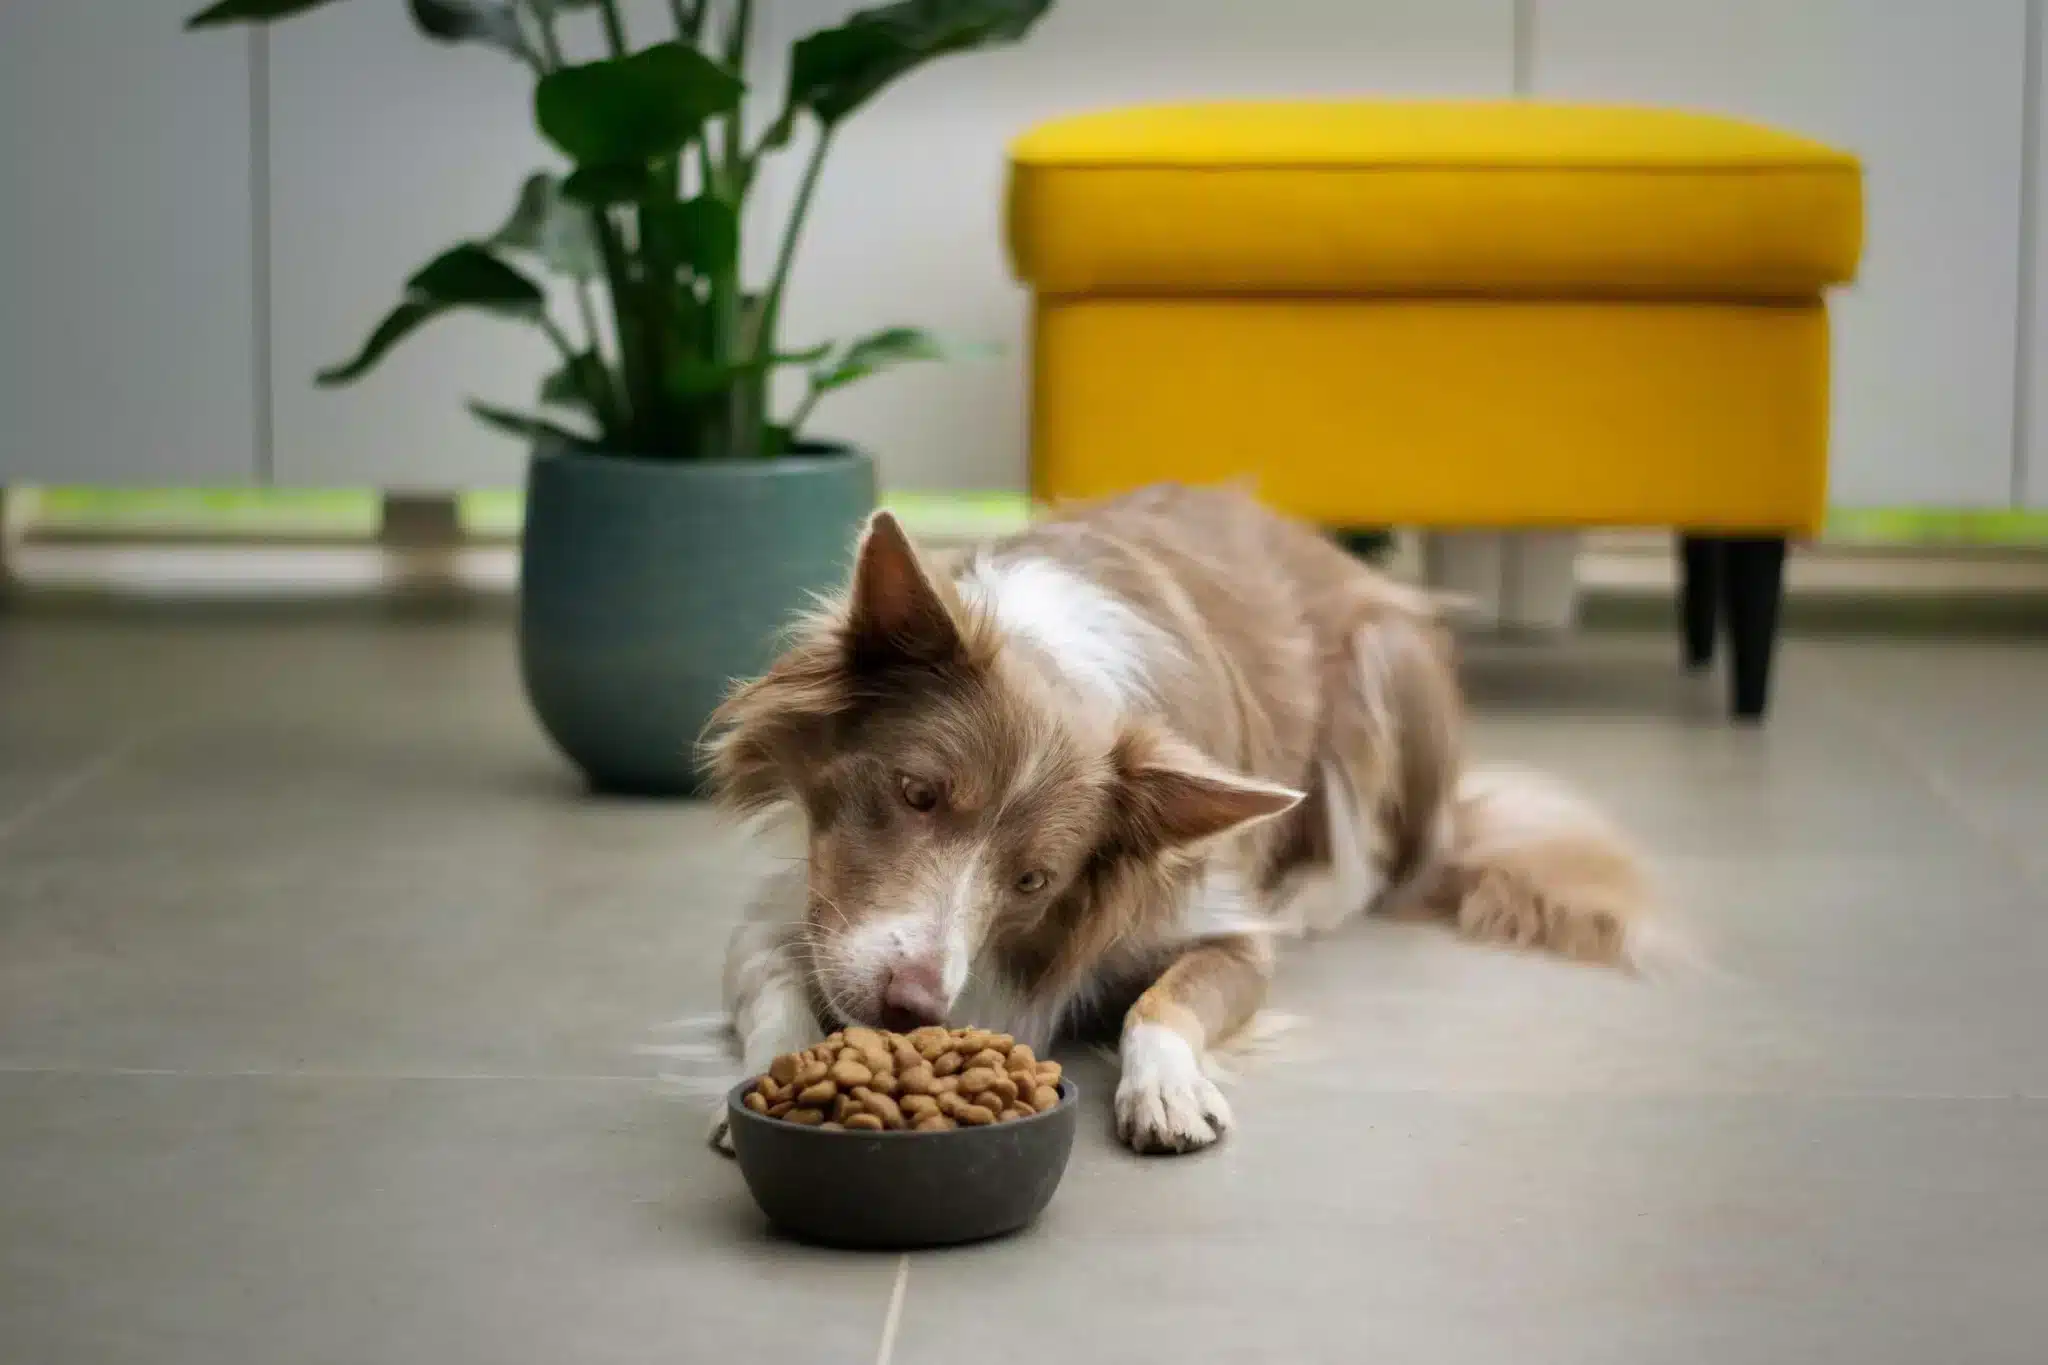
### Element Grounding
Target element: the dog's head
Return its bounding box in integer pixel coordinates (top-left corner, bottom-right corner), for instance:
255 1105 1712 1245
705 512 1299 1031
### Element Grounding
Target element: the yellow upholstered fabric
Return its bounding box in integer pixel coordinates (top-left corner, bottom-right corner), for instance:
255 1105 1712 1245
1009 102 1862 299
1029 298 1832 535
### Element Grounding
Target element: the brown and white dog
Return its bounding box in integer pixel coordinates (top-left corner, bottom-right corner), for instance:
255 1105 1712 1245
705 485 1651 1154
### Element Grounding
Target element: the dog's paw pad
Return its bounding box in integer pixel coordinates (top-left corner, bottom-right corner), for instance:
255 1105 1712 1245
1115 1023 1233 1155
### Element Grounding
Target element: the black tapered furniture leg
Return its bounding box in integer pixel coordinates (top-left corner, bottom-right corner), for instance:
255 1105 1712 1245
1721 536 1787 722
1678 535 1721 670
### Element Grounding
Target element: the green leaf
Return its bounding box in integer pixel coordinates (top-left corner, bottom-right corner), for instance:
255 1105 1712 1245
560 163 654 206
406 243 546 310
488 173 601 280
539 351 612 413
407 0 534 64
665 344 832 399
789 0 1051 125
317 299 446 386
186 0 344 26
642 197 737 276
316 244 546 385
809 326 982 393
467 401 598 449
535 43 744 168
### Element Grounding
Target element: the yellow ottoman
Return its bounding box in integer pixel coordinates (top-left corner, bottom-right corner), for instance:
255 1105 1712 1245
1006 101 1864 719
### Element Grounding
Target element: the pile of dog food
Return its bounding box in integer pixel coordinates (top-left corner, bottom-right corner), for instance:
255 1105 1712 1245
743 1025 1064 1132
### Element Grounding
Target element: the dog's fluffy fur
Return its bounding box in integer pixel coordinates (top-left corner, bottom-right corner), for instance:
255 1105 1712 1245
704 485 1653 1154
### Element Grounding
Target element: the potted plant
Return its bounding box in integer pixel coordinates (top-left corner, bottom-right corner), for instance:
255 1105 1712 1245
188 0 1052 794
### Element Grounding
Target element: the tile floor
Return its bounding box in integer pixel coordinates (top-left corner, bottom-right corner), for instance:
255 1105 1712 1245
1 605 2043 1364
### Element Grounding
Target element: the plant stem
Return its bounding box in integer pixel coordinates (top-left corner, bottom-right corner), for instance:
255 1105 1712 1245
591 212 645 440
537 313 578 364
669 0 703 44
714 1 756 453
752 127 833 367
524 0 564 66
784 379 824 447
595 0 629 56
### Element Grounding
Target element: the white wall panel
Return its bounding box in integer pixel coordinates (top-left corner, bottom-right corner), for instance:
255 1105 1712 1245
756 0 1519 492
1533 0 2030 509
0 3 259 485
271 1 1517 492
266 1 563 489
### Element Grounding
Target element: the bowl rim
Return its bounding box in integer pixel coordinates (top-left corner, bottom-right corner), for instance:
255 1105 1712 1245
726 1076 1079 1139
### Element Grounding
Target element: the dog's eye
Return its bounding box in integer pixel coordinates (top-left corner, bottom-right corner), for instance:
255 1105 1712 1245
898 774 940 813
1014 869 1050 895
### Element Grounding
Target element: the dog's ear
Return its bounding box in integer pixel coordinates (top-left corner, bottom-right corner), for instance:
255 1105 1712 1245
846 511 964 668
702 629 846 815
1111 725 1303 852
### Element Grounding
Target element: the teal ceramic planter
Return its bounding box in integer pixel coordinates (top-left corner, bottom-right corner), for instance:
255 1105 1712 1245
519 444 875 795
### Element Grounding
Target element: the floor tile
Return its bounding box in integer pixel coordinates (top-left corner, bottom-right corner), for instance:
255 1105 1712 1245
0 1073 897 1365
894 1095 2048 1365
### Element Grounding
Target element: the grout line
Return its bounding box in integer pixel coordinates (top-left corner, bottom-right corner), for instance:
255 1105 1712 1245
874 1255 910 1365
249 27 276 485
0 1064 658 1083
2014 0 2042 509
0 1064 2039 1102
1511 0 1535 97
0 739 142 849
1802 652 2045 895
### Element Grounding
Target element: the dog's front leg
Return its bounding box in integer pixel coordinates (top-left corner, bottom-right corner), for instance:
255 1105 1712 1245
709 870 826 1155
1116 933 1271 1155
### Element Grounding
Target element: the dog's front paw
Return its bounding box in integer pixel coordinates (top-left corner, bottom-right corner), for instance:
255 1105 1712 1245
1115 1022 1233 1155
707 1106 735 1157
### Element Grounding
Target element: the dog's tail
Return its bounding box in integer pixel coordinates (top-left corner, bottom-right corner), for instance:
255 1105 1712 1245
1403 765 1668 970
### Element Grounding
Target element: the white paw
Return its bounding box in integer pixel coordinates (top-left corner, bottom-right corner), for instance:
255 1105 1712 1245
707 1106 735 1157
1115 1023 1233 1155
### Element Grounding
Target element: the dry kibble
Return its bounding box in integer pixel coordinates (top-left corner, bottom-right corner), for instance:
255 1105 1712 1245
744 1026 1063 1133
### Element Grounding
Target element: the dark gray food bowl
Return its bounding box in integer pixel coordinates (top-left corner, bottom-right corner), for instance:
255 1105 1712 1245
725 1078 1079 1249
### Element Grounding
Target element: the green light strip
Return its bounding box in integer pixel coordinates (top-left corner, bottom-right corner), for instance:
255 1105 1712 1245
17 488 2048 546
